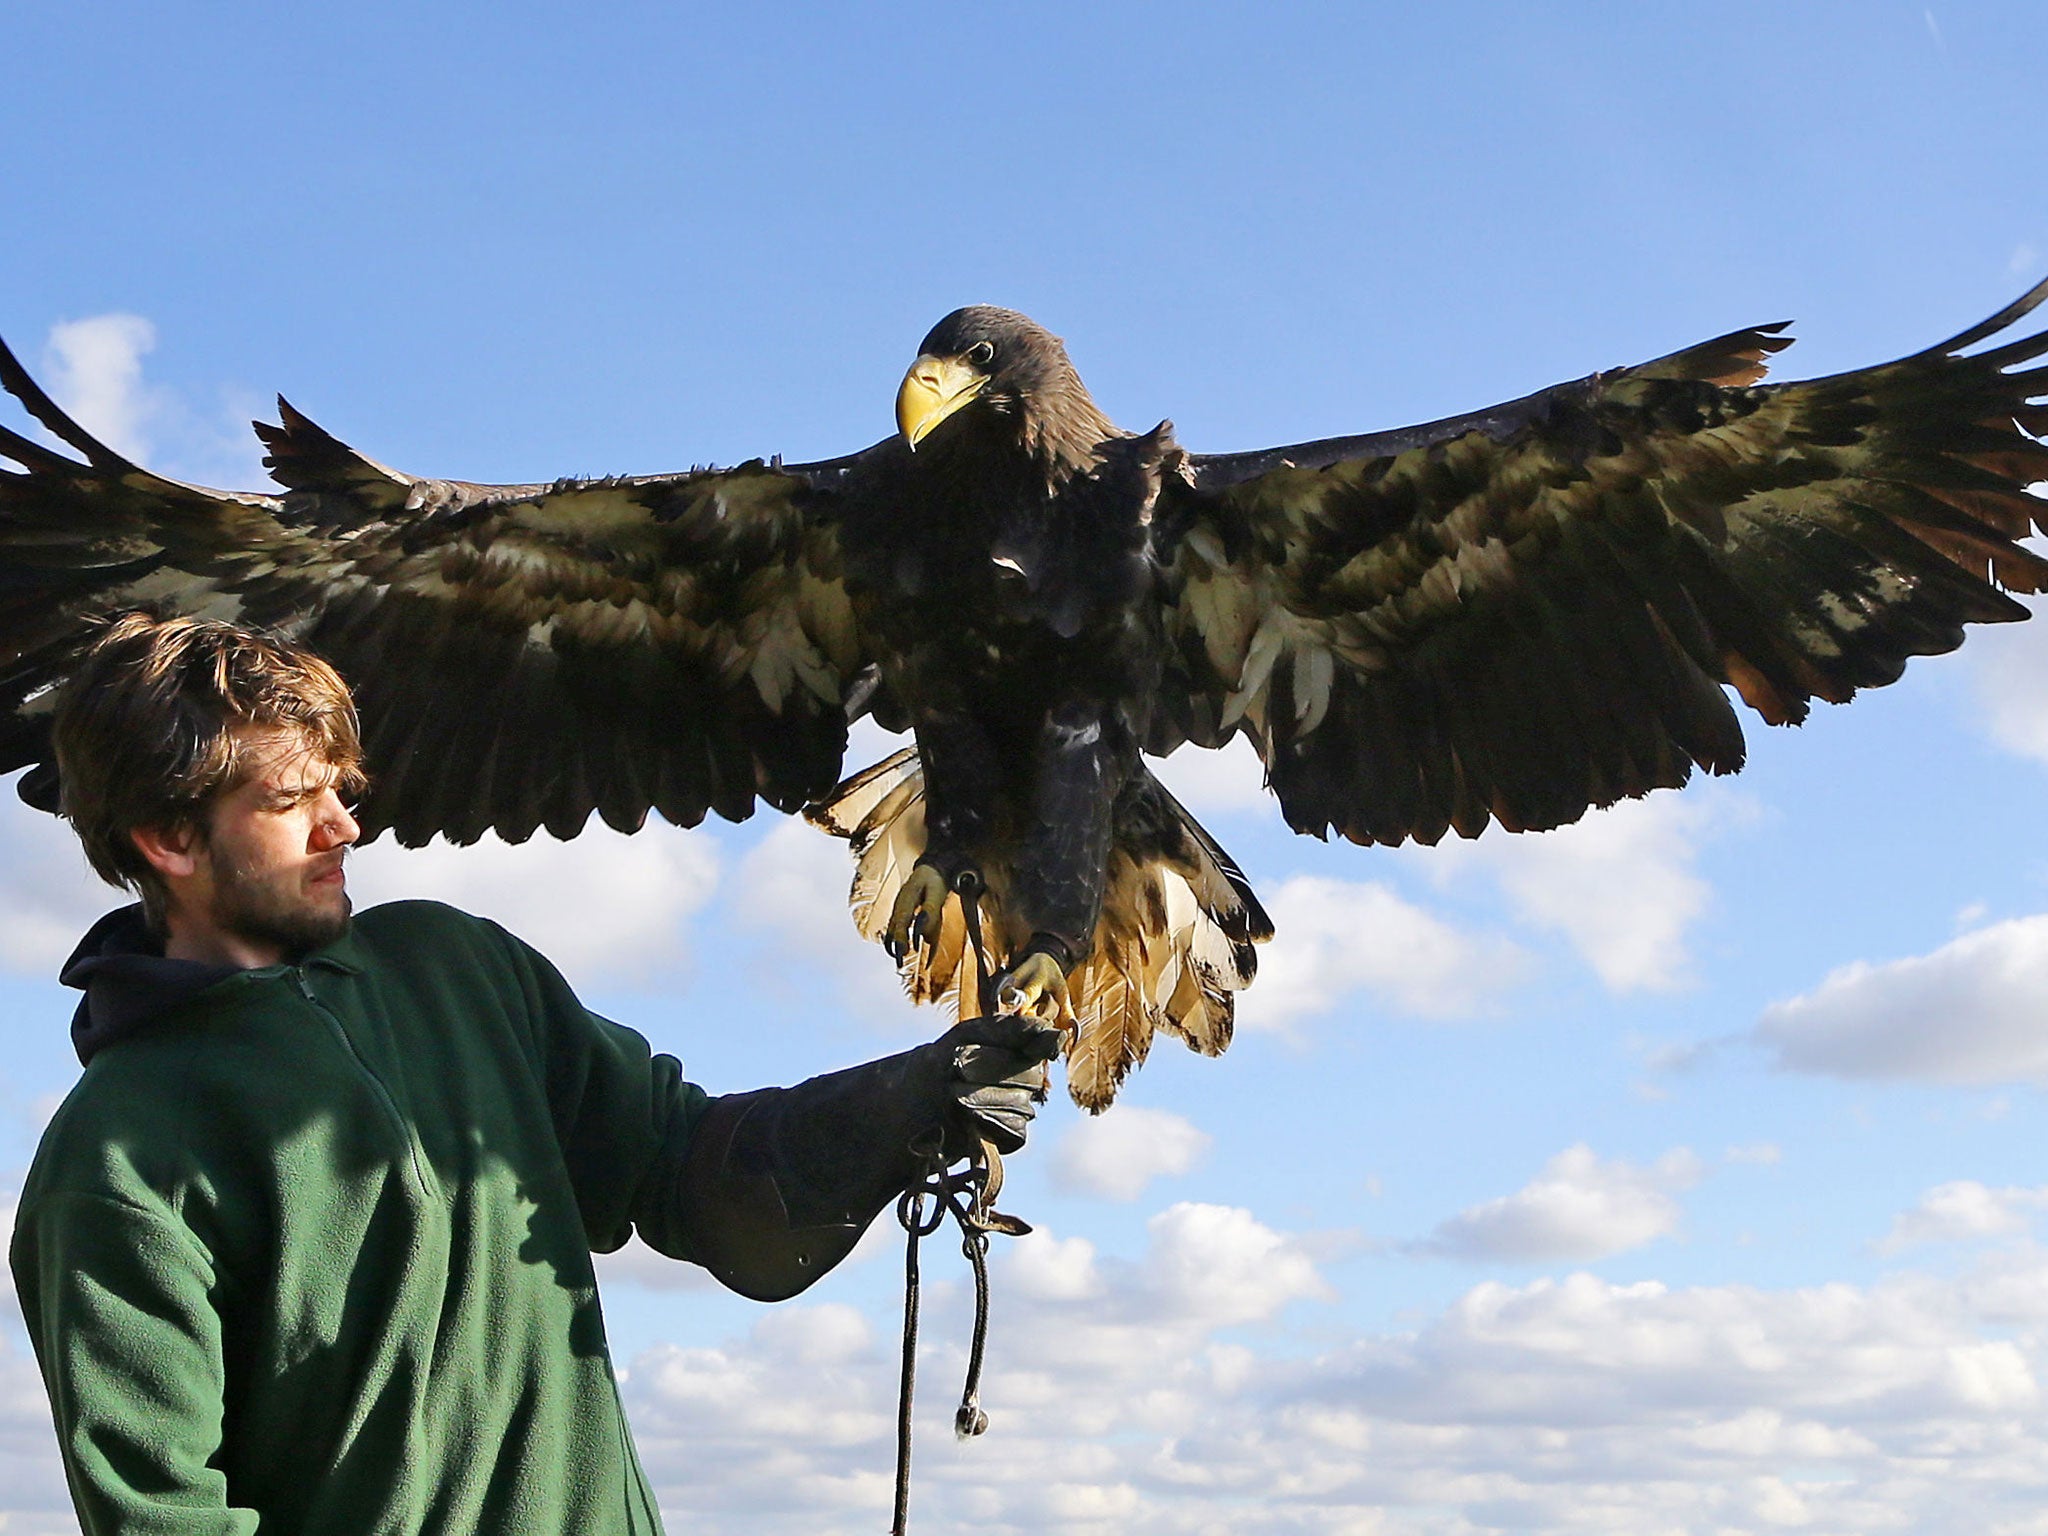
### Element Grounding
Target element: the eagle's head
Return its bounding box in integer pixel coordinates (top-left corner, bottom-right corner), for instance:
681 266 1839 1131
896 307 1115 471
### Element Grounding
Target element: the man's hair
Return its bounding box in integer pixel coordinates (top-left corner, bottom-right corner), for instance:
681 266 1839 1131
52 613 367 915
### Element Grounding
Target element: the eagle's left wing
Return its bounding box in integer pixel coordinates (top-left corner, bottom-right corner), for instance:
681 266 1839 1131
1154 281 2048 846
0 335 887 845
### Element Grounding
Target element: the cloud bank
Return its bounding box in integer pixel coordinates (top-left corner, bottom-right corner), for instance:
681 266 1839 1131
1244 875 1529 1031
1423 791 1732 994
0 797 125 977
1052 1105 1212 1203
1755 913 2048 1084
347 823 720 990
603 1209 2048 1535
1419 1144 1704 1263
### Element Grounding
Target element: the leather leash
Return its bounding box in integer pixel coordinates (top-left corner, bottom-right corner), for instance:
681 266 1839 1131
890 868 1030 1535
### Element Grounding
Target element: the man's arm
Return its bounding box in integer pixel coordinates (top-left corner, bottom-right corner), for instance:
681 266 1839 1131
11 1192 257 1535
665 1016 1062 1301
480 919 711 1255
488 917 1058 1301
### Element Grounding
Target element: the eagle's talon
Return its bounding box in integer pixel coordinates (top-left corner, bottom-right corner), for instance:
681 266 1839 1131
886 862 951 961
995 951 1074 1026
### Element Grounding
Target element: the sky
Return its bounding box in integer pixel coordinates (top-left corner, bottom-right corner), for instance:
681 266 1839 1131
4 3 2048 1531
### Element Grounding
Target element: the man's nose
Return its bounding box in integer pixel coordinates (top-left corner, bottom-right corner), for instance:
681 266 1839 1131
311 789 360 851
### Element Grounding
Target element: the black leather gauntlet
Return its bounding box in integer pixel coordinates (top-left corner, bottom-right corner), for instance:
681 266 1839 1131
678 1016 1061 1301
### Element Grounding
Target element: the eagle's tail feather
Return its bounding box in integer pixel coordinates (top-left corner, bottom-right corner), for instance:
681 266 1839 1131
808 748 1267 1110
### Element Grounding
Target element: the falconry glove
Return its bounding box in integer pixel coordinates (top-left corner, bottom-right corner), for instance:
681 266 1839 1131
678 1015 1061 1300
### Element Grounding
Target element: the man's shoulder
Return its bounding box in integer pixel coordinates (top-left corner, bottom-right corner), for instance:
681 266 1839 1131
343 900 551 993
17 1048 211 1221
347 899 521 963
22 1073 108 1179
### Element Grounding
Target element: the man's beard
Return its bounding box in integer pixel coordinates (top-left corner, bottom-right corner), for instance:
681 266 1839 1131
208 853 352 961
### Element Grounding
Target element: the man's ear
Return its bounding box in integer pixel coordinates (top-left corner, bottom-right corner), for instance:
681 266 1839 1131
129 821 203 882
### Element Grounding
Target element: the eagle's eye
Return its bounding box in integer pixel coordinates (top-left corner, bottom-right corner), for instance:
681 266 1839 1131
965 340 996 367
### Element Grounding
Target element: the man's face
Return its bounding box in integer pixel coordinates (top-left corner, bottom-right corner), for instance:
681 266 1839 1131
185 726 361 965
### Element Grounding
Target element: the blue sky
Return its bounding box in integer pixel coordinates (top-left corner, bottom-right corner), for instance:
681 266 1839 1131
6 4 2048 1531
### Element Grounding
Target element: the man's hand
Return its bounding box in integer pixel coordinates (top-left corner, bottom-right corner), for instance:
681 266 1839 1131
943 1015 1064 1156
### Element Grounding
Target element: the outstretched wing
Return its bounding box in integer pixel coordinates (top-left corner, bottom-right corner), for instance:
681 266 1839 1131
1158 281 2048 845
0 336 884 844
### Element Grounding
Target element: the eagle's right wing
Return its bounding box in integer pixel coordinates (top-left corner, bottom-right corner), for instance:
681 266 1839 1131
1155 282 2048 847
0 335 888 845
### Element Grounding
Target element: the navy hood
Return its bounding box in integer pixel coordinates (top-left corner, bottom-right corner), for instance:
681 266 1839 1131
60 906 241 1066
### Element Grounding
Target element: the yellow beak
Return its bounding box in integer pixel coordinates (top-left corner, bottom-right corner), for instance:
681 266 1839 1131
895 354 988 449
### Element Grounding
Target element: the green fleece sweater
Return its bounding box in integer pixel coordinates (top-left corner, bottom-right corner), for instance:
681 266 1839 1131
10 900 709 1535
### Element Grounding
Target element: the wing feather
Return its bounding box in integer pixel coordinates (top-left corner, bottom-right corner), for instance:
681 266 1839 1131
1161 281 2048 844
0 334 879 843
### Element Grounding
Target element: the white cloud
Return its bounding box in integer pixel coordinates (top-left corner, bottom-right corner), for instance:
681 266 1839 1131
2 1192 87 1534
840 716 909 773
21 1183 2048 1534
0 779 732 994
33 312 269 491
595 1210 899 1296
1141 1202 1331 1328
729 817 916 1026
42 312 160 462
1052 1105 1212 1202
597 1214 2048 1535
1423 791 1733 994
1006 1230 1103 1303
593 1241 726 1295
1754 913 2048 1084
1145 734 1270 816
1420 1144 1704 1263
23 1095 65 1137
1954 1244 2048 1325
1242 875 1529 1031
620 1202 1327 1531
1971 613 2048 766
1353 1266 2040 1428
0 1195 15 1312
0 752 726 1002
0 795 127 977
0 1341 71 1536
346 823 720 990
728 817 861 954
1879 1181 2048 1254
627 1301 889 1467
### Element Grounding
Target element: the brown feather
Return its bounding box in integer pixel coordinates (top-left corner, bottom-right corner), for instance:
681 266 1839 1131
808 749 1265 1108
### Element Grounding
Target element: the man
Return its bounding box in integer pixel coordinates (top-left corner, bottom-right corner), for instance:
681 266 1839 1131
9 612 1058 1534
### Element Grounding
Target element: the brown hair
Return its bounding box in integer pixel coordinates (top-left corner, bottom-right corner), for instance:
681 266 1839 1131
51 612 366 919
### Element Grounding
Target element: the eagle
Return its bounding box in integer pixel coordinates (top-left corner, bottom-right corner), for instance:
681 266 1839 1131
3 286 2046 1109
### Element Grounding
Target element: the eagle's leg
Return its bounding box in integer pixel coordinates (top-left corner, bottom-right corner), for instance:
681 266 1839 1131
997 700 1130 1023
883 863 951 960
884 711 1002 957
995 950 1069 1021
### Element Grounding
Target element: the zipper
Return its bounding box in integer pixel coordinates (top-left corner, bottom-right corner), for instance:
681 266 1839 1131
293 968 436 1198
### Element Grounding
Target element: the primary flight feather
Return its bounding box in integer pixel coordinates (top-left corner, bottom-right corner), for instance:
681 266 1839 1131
3 285 2045 1107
